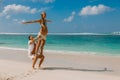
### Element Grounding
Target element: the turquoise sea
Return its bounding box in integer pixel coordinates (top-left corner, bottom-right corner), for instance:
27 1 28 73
0 33 120 56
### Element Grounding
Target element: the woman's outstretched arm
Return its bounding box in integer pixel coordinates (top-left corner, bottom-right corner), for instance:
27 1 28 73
46 20 52 22
22 20 41 24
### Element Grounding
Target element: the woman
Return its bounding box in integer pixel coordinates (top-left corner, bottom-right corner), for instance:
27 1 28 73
22 12 51 69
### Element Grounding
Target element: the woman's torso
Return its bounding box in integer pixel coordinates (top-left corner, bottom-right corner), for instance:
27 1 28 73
39 19 48 36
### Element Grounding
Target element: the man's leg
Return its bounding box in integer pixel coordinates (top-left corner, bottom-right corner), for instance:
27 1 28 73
32 39 41 69
32 55 37 69
38 39 46 69
38 55 45 69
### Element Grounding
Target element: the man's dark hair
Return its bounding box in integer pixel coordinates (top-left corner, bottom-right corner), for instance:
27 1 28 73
28 35 31 40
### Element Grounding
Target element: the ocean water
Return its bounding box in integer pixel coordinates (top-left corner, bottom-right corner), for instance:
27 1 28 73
0 33 120 56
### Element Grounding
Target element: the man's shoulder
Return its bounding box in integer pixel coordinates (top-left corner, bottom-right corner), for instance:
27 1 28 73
28 40 32 44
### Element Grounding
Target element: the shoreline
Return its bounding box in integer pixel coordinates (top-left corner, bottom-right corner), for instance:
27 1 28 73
0 46 120 57
0 48 120 80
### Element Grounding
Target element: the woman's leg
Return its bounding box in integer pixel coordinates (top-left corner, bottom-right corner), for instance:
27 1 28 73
39 39 46 55
35 39 41 54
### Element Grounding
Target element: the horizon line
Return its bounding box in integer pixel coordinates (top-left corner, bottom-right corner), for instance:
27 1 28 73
0 32 120 35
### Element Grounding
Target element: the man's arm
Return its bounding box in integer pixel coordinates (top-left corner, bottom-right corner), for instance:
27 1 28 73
22 20 41 24
29 39 36 44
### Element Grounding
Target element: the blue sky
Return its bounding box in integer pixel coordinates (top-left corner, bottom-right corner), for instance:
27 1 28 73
0 0 120 33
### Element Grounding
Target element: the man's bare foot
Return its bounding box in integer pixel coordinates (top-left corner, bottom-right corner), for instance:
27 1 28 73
32 66 36 70
38 66 41 70
32 57 34 60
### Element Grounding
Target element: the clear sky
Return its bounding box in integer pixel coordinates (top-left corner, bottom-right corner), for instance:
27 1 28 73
0 0 120 33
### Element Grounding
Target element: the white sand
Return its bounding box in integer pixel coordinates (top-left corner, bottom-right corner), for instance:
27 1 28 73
0 48 120 80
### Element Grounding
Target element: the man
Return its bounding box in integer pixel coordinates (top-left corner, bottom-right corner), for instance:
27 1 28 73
28 35 44 69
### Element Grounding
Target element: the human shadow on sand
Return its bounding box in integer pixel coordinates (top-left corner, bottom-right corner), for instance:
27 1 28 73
42 67 113 72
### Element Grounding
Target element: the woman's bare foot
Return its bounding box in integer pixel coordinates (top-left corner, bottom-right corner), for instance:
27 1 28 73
38 66 41 70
